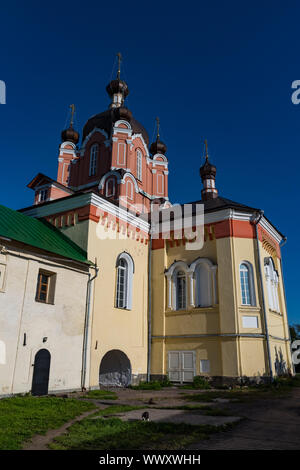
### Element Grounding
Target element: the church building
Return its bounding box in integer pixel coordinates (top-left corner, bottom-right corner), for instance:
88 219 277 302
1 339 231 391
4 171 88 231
15 55 292 392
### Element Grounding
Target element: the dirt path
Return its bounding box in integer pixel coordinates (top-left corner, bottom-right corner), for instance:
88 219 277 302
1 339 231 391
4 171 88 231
23 402 104 450
189 387 300 450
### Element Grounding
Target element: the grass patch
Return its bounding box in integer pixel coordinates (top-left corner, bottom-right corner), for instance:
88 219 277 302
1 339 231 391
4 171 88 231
181 376 211 390
82 390 118 400
49 416 230 450
130 378 172 391
182 376 300 403
0 396 95 450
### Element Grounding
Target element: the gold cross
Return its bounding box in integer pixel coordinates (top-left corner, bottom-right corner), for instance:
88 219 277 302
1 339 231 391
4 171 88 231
156 116 160 139
117 52 122 79
204 139 208 161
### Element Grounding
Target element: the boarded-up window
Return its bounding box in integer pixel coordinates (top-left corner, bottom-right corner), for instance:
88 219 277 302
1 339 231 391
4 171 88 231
242 316 258 328
117 142 126 165
157 174 164 194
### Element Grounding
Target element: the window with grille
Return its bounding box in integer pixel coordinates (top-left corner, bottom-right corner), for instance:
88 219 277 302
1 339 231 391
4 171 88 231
239 262 256 306
176 270 186 310
89 144 98 176
116 259 127 308
240 263 251 305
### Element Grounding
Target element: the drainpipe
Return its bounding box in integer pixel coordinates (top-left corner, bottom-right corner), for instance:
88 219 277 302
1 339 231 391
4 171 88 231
147 236 152 382
251 211 273 381
81 262 99 390
279 237 295 374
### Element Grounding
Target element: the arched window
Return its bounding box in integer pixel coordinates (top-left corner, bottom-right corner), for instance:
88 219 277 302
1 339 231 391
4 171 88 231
89 144 98 176
195 263 212 307
190 258 217 307
136 149 142 181
176 270 187 310
115 253 134 309
126 180 133 200
106 178 115 197
239 262 256 306
265 257 280 312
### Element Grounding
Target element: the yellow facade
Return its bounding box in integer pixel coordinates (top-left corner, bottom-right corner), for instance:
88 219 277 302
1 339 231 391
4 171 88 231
151 226 292 385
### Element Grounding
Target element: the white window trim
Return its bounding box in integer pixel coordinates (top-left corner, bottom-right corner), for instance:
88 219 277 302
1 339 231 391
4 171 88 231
39 188 48 202
165 258 218 311
165 261 191 310
265 257 280 312
106 177 115 197
239 261 256 307
126 180 133 200
136 149 142 181
115 252 134 310
157 173 164 194
117 142 126 165
190 258 218 307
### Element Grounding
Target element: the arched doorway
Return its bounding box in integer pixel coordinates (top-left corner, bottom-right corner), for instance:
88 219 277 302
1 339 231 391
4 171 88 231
31 349 51 396
99 350 131 387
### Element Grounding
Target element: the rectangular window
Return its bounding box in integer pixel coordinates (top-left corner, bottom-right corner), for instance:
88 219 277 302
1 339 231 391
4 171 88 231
36 270 56 304
0 261 7 292
137 151 142 181
240 266 251 305
39 189 48 202
242 315 258 328
200 359 210 373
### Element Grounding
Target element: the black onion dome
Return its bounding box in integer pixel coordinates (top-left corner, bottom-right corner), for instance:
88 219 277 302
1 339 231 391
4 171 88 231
150 138 167 156
200 159 217 179
61 126 80 145
106 79 129 99
114 106 132 123
82 107 149 145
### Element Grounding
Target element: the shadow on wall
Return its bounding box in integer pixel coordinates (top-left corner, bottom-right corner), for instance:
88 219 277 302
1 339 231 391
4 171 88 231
99 349 132 387
274 346 287 376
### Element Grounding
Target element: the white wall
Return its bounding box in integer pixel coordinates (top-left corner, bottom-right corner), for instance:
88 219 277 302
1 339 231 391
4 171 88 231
0 246 88 395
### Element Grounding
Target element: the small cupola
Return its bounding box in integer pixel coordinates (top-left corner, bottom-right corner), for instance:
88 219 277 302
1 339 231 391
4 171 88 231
200 140 218 200
61 104 79 145
106 53 129 109
150 117 167 156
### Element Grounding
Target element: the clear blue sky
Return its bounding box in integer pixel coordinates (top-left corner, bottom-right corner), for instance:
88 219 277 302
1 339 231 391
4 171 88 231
0 1 299 324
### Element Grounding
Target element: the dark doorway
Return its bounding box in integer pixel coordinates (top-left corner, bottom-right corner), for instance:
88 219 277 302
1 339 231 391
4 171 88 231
31 349 51 396
99 350 131 387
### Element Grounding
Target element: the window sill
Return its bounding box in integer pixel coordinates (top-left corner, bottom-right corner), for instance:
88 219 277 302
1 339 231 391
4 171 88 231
239 305 260 312
35 299 55 305
165 306 218 315
269 309 282 316
114 306 131 311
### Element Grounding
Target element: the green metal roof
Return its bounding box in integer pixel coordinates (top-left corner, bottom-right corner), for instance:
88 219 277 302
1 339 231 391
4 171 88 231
0 204 89 265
